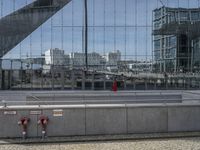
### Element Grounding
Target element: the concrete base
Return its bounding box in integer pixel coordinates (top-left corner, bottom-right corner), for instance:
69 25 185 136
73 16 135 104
1 103 200 138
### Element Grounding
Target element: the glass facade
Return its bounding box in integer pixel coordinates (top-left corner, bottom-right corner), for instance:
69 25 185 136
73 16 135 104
193 37 200 72
1 0 200 90
153 6 200 73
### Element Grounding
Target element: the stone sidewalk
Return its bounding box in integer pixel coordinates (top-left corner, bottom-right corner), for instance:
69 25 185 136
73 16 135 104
1 132 200 145
1 136 200 150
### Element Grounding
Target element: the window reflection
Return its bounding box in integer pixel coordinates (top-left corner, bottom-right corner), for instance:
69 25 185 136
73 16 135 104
0 0 200 90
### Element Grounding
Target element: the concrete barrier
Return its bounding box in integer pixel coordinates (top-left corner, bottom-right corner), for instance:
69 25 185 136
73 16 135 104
1 103 200 138
86 107 126 135
26 93 182 105
0 109 38 138
168 106 200 132
43 108 86 137
127 107 168 133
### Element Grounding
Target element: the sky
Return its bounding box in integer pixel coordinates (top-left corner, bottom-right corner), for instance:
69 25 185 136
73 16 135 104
1 0 200 61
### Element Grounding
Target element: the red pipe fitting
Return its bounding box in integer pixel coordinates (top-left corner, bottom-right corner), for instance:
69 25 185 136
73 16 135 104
38 116 49 138
38 116 49 131
18 117 30 129
18 117 30 139
38 116 49 127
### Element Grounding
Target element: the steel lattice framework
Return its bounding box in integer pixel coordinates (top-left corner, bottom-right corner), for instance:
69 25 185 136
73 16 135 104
0 0 71 58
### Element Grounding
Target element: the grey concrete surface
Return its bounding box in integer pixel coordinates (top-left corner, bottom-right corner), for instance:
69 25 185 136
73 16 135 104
0 110 38 138
168 106 200 132
43 108 86 137
0 90 186 106
86 108 126 135
0 90 184 101
1 103 200 138
127 107 168 133
26 93 183 105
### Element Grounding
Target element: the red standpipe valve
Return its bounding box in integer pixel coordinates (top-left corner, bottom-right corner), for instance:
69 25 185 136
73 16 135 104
38 116 49 139
18 117 30 139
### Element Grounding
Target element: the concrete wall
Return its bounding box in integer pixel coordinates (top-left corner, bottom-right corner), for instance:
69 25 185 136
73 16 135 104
0 109 38 138
26 93 182 101
26 94 182 105
168 106 200 132
127 107 168 133
86 107 127 135
44 108 86 137
1 104 200 138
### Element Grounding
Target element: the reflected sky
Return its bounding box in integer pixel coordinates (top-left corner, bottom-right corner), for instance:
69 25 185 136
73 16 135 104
1 0 200 61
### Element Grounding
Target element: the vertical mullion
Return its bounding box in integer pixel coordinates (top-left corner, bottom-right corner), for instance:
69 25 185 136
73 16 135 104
145 0 148 64
61 9 64 50
198 0 200 8
50 0 54 90
40 20 43 89
125 0 127 61
0 0 3 18
114 0 116 51
135 0 137 62
103 0 106 69
72 0 74 55
93 0 95 53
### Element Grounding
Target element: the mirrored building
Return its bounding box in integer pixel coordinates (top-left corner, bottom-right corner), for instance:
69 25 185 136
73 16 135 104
153 6 200 73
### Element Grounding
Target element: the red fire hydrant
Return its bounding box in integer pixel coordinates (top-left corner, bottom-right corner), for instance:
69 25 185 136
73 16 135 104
38 116 49 139
112 80 118 92
18 117 30 139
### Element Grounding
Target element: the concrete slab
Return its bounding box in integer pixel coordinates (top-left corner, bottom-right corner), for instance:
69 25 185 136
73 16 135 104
86 108 126 135
0 110 38 138
127 107 168 133
42 108 85 137
168 106 200 132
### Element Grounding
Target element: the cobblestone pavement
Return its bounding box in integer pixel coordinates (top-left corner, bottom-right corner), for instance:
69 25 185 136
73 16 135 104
1 137 200 150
